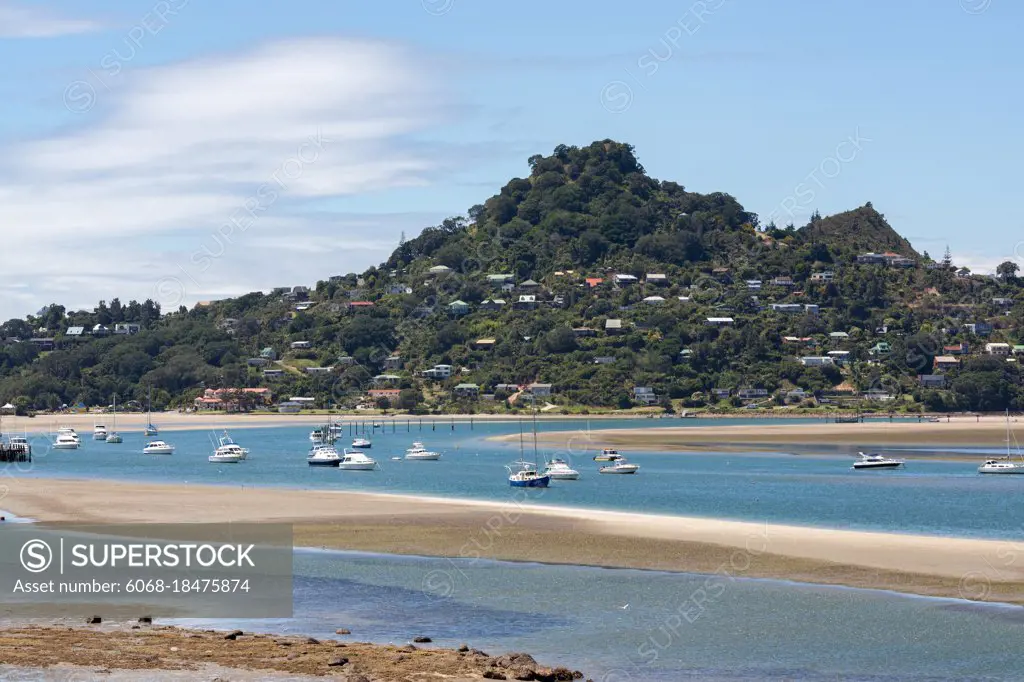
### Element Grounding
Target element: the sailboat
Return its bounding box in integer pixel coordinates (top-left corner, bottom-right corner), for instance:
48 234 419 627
978 411 1024 474
506 400 550 487
144 387 158 436
105 395 123 443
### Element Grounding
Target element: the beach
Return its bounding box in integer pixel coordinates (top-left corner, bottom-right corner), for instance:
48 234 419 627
490 415 1021 450
3 478 1022 606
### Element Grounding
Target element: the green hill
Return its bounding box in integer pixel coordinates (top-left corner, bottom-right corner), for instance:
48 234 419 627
0 140 1021 415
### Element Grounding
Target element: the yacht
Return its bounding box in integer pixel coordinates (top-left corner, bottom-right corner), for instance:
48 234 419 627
144 387 159 436
978 411 1024 474
53 433 81 450
852 452 904 469
351 437 372 449
507 460 550 487
105 432 123 444
307 444 341 467
143 440 175 455
7 436 31 455
93 423 108 440
310 424 342 445
215 431 249 460
209 450 243 463
594 448 622 462
543 458 580 480
339 449 378 471
58 427 80 442
599 458 640 474
405 442 441 460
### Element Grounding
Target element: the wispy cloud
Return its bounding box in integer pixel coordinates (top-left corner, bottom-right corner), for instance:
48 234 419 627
0 37 456 318
0 1 102 38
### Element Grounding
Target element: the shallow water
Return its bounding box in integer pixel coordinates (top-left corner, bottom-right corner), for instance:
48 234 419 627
6 419 1023 539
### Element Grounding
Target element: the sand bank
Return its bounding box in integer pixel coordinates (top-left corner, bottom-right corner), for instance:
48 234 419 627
2 478 1021 605
492 416 1023 451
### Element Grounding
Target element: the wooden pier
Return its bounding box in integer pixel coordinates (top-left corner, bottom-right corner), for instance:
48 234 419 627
0 445 31 463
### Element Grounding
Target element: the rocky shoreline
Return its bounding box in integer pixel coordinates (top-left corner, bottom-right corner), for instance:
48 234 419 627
0 623 589 681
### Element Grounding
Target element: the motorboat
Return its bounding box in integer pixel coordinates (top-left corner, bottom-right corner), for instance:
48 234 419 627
105 432 123 443
594 448 622 462
58 427 80 442
215 431 249 460
543 458 580 480
507 461 550 487
143 440 175 455
339 449 378 471
310 424 341 445
978 411 1024 474
852 452 904 469
599 458 640 474
405 442 441 460
53 429 80 449
209 451 243 463
352 437 372 449
307 444 341 467
7 436 31 455
93 423 108 440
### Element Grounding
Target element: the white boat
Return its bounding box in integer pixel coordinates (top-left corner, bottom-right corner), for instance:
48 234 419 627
978 411 1024 474
507 408 549 487
405 442 441 460
93 423 108 440
53 433 80 450
143 440 175 455
7 436 31 455
339 448 378 471
144 387 159 436
310 423 342 444
307 444 341 467
543 458 580 480
852 452 904 469
215 431 248 460
57 427 80 442
594 448 622 462
352 437 372 449
209 451 243 463
599 459 640 474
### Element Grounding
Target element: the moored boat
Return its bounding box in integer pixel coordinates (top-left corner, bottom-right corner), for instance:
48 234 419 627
405 442 441 460
143 440 175 455
307 444 341 467
543 458 580 480
339 448 378 471
599 459 640 474
978 411 1024 474
352 437 372 449
852 452 904 469
594 448 622 462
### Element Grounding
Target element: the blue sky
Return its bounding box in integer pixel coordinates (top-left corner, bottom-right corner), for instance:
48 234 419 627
0 0 1019 318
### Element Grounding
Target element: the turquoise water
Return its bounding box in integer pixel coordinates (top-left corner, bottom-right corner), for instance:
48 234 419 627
7 419 1023 539
172 550 1024 681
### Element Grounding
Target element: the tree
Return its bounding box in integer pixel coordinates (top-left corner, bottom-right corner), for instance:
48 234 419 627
942 245 952 268
996 260 1019 280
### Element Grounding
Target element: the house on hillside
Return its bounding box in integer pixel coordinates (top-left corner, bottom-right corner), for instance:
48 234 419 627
829 331 850 343
486 274 515 287
633 386 657 405
646 273 668 286
527 383 552 397
114 323 141 335
515 295 537 310
348 301 375 311
944 343 969 355
91 324 110 337
706 317 734 326
799 356 834 367
771 276 795 287
480 298 506 311
262 369 285 380
869 342 892 356
827 350 851 365
65 326 85 340
643 296 665 305
993 297 1014 307
919 375 947 388
585 277 604 289
810 271 834 282
964 322 993 336
453 383 480 398
384 355 403 370
573 327 596 338
422 364 453 380
449 300 470 316
260 347 277 360
372 374 401 385
594 356 615 365
986 343 1011 355
933 355 960 371
605 319 623 334
473 338 496 350
518 279 541 291
290 340 312 350
856 253 888 265
305 366 333 375
771 304 803 313
429 265 452 274
613 274 638 287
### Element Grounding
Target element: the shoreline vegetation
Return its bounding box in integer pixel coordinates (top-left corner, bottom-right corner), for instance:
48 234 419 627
0 624 586 681
4 478 1023 607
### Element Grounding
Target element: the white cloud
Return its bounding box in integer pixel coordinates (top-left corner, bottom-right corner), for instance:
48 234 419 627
0 38 453 319
0 1 101 37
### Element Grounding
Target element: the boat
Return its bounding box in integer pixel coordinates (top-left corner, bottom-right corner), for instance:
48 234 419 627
7 435 31 456
352 437 372 449
978 411 1024 474
212 431 249 461
105 395 123 443
53 432 81 450
599 458 640 474
543 458 580 480
144 387 158 436
852 452 904 469
507 404 549 488
143 440 175 455
307 444 341 467
93 423 108 440
310 423 342 445
594 448 622 462
405 442 441 460
338 448 378 471
835 414 862 424
209 450 243 463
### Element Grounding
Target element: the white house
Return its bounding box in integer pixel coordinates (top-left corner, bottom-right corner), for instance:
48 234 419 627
429 265 452 274
706 317 734 326
613 274 638 286
799 356 835 367
642 296 665 305
985 343 1011 355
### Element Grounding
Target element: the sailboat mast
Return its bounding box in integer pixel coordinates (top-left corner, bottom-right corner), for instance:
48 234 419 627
518 418 524 461
532 399 539 467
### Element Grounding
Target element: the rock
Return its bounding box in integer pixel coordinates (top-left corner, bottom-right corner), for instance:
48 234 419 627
335 628 351 635
392 654 409 662
471 649 490 657
494 653 539 669
457 643 469 652
510 666 537 681
138 617 152 624
276 640 293 647
85 616 101 624
169 647 179 653
345 675 371 682
143 655 159 663
483 671 507 680
398 644 416 652
287 653 300 660
223 631 242 640
412 635 432 643
130 625 140 630
327 656 349 667
305 637 320 645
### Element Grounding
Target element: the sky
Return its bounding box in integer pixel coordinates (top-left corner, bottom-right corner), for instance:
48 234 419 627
0 0 1020 319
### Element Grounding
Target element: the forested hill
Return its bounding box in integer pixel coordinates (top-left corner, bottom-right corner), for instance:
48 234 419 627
1 140 1022 415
